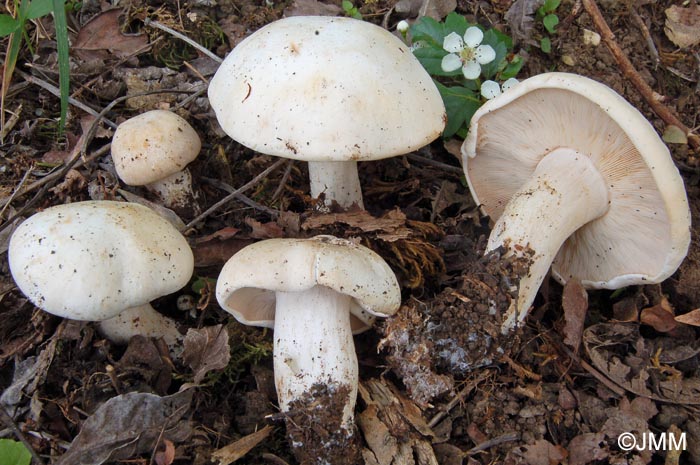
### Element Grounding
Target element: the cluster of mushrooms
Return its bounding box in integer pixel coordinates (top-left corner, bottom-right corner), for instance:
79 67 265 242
7 14 692 465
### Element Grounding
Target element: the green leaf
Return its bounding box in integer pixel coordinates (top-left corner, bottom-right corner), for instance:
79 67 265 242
543 14 559 34
26 0 54 19
52 0 70 134
443 12 468 37
543 0 561 12
0 14 20 36
409 16 445 47
540 36 551 53
479 35 507 79
500 55 524 80
341 0 353 10
412 46 458 76
434 81 481 138
0 439 32 465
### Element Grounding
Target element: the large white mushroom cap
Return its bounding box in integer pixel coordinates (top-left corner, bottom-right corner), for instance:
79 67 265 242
462 72 691 289
215 235 401 332
111 110 201 186
208 16 446 162
8 201 194 320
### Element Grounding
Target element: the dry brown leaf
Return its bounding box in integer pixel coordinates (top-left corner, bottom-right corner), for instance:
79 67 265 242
640 298 678 333
612 297 639 322
245 217 285 239
155 439 175 465
192 237 253 267
665 5 700 48
73 9 149 59
211 425 273 465
284 0 342 17
674 308 700 326
182 325 231 383
566 433 608 465
195 226 241 244
55 390 193 465
302 209 412 241
561 278 588 350
519 439 567 465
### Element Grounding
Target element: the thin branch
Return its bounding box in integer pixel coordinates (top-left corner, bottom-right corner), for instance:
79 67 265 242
0 407 45 465
582 0 700 152
186 159 287 229
144 18 223 64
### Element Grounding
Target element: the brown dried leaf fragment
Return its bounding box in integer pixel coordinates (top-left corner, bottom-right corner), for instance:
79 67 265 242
665 5 700 48
182 325 231 383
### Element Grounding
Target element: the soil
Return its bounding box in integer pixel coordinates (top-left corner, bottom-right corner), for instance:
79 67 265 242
0 0 699 464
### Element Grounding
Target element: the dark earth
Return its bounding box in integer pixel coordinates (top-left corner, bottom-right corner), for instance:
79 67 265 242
1 0 699 464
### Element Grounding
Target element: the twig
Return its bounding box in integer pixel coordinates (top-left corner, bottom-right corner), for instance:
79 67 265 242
13 69 118 129
0 166 33 220
581 0 700 152
558 0 583 33
407 153 464 175
271 160 294 201
629 7 659 68
554 337 627 397
0 407 45 465
144 18 223 64
428 370 490 428
200 176 281 217
186 159 287 229
464 432 520 456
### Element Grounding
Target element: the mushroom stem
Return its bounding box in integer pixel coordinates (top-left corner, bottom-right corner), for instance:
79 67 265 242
146 168 200 216
308 161 363 209
273 284 358 431
486 148 610 333
97 303 183 351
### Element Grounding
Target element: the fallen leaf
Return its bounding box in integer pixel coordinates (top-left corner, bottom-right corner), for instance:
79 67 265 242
245 217 285 239
566 433 608 465
211 425 273 465
519 439 567 465
417 0 457 21
504 0 543 44
284 0 342 17
73 9 149 59
675 308 700 326
561 278 588 351
55 390 193 465
302 209 412 241
182 325 231 383
663 125 689 145
612 296 639 322
155 439 175 465
640 298 678 333
195 226 241 244
665 5 700 48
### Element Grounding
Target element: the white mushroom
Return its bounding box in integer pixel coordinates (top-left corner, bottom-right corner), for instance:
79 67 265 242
8 201 194 350
208 16 446 209
462 72 691 334
111 110 201 216
215 235 400 461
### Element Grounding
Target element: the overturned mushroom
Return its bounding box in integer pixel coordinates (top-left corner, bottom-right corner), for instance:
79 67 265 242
215 235 400 464
111 110 201 217
462 72 691 335
208 16 445 209
8 201 194 351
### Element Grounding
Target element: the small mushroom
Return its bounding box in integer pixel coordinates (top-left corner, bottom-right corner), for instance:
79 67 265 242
461 72 691 334
208 16 446 209
215 235 400 463
8 201 194 350
111 110 201 216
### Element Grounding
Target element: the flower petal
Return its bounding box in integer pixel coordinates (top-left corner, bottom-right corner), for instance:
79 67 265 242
475 44 496 65
463 27 484 48
441 53 463 72
502 77 519 91
462 60 481 80
443 32 464 53
480 80 501 99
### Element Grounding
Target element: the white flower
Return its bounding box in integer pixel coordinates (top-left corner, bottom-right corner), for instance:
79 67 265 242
480 78 519 99
441 27 496 80
397 20 409 34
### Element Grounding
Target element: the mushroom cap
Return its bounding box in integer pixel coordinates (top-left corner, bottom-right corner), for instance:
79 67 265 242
207 16 446 162
111 110 201 186
462 72 691 289
8 201 194 320
215 235 401 333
